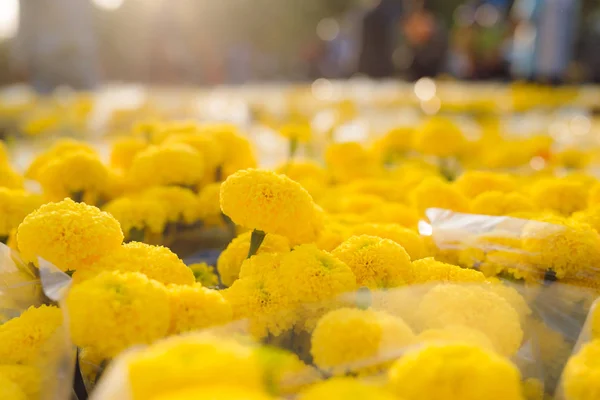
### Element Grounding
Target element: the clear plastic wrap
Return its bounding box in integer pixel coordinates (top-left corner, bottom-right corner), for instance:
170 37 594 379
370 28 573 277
0 243 75 400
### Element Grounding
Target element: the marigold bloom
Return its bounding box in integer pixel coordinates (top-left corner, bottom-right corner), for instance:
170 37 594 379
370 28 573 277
128 334 263 399
411 257 486 284
73 242 194 286
0 364 41 400
0 305 63 365
332 235 414 289
189 263 219 287
0 163 24 189
311 308 415 375
17 198 124 272
163 132 224 180
0 189 42 237
276 161 329 199
388 343 524 400
298 377 396 400
315 220 351 252
255 346 320 395
67 271 170 359
417 324 496 351
471 191 537 216
279 122 312 142
351 223 427 260
572 206 600 234
364 203 421 230
454 171 517 199
530 178 587 216
325 142 380 183
411 178 470 214
167 283 232 334
562 340 600 400
220 169 323 245
210 127 257 179
418 284 523 356
110 137 148 171
103 196 168 238
127 143 204 189
412 117 466 157
217 231 290 287
25 138 95 180
197 182 223 226
141 186 201 225
371 126 414 164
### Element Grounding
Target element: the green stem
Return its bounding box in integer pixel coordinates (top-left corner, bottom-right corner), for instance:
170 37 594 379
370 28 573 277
247 229 266 259
289 138 298 160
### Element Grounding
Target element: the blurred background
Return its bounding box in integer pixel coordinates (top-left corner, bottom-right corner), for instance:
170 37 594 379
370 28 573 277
0 0 599 92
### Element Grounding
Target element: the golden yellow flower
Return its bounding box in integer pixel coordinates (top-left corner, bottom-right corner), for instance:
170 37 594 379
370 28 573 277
0 364 41 400
411 257 486 284
220 169 323 245
562 340 600 400
325 142 381 183
417 324 496 351
311 308 414 375
351 223 427 260
572 206 600 234
25 138 96 180
17 198 124 272
332 235 414 289
127 143 204 189
0 189 42 238
388 343 524 400
217 231 290 287
298 377 396 400
103 196 168 238
411 178 470 214
412 117 466 157
530 178 587 216
371 126 414 164
209 126 257 179
454 171 517 199
189 263 219 287
254 346 320 395
167 283 232 334
163 131 225 181
67 271 171 359
471 191 537 216
279 122 312 142
276 161 329 199
364 203 421 230
197 183 223 226
141 186 201 225
110 137 148 171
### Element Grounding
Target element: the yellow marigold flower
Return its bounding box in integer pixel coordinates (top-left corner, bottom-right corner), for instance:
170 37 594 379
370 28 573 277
189 263 219 287
351 223 427 260
73 242 194 286
0 163 24 189
217 231 290 287
417 324 496 351
167 283 232 334
471 191 537 216
0 364 41 400
110 137 148 171
332 235 414 289
485 278 532 325
210 127 257 179
412 117 466 157
320 192 385 215
572 206 600 234
364 203 421 230
418 284 523 356
325 142 380 183
127 334 263 399
0 305 63 365
412 257 486 284
197 183 223 226
454 171 517 199
371 287 426 329
220 169 323 245
521 216 600 279
163 132 225 179
127 143 204 189
151 386 272 400
67 271 170 359
0 374 27 400
311 308 415 375
315 220 351 252
298 377 396 400
562 340 600 400
0 189 42 238
388 343 524 400
276 161 329 199
103 196 168 238
371 126 414 164
411 178 470 214
279 122 312 142
25 139 96 180
255 346 321 395
530 178 587 216
17 198 124 272
142 186 201 225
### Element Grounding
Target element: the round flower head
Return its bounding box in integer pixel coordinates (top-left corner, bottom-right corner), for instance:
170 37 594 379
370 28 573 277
521 216 600 279
418 284 523 356
66 271 170 359
412 117 465 157
371 126 414 164
530 178 587 216
141 186 200 225
471 191 537 216
332 235 414 289
572 206 600 234
351 223 427 260
325 142 380 183
417 324 496 351
387 343 524 400
298 377 396 400
0 164 24 189
0 364 41 400
411 178 470 214
0 374 26 400
217 231 290 287
110 137 148 171
454 171 517 199
0 305 63 365
167 283 232 334
562 340 600 400
151 386 272 400
25 138 95 180
127 334 263 399
127 143 204 189
364 203 421 230
209 126 257 178
163 131 224 181
0 188 42 237
311 308 415 375
73 242 194 286
197 182 223 226
276 161 329 199
17 198 124 272
220 169 323 245
485 278 531 325
103 196 169 239
189 263 219 287
411 257 486 284
315 219 351 252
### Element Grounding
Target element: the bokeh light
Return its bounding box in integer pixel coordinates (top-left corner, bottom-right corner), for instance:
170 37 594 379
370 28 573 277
0 0 19 40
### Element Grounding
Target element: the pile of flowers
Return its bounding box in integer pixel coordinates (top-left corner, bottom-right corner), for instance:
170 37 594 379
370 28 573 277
0 81 600 400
